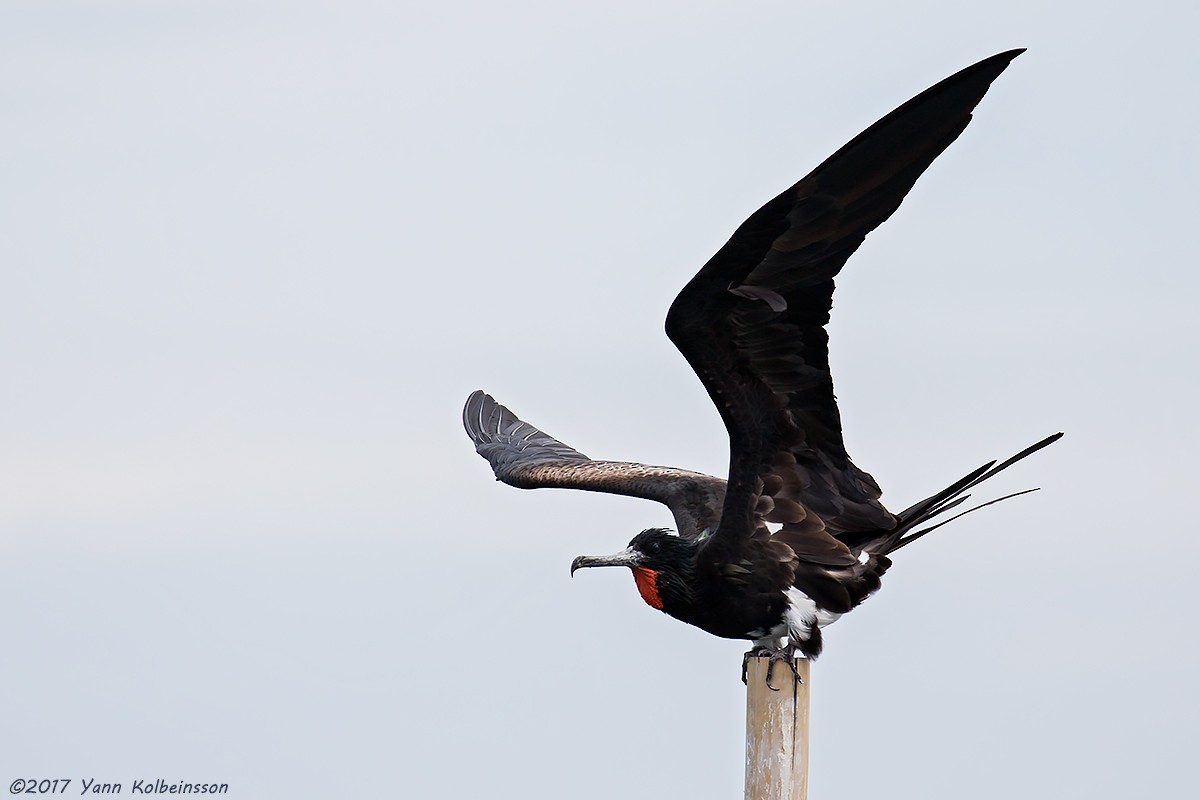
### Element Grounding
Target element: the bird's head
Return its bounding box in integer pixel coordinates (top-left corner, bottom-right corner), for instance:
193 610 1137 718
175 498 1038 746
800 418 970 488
570 528 696 611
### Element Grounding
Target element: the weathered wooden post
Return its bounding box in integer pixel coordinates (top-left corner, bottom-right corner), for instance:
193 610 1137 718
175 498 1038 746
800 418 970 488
745 656 810 800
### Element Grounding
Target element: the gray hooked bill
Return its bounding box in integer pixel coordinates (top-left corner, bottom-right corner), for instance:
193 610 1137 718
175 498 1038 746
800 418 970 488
570 547 645 576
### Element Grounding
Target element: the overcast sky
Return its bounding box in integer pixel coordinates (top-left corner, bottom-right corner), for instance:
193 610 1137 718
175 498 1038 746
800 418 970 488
3 2 1198 798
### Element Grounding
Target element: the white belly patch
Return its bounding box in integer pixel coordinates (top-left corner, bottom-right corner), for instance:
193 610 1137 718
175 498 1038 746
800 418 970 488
785 587 841 642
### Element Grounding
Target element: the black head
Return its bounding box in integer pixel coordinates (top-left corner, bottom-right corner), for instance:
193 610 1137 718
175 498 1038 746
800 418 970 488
571 528 700 614
569 528 696 575
625 528 696 569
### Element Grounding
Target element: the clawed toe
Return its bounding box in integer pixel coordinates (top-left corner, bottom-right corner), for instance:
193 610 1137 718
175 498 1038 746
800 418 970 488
742 647 803 690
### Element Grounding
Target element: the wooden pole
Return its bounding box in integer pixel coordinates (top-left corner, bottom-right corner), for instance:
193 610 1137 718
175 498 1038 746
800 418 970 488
744 656 810 800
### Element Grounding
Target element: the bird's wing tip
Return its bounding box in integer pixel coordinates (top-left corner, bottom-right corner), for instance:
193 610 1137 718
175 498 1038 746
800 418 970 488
985 48 1026 65
462 389 498 437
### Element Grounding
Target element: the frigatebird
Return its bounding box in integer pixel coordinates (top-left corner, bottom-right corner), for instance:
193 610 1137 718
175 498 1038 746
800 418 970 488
463 49 1060 686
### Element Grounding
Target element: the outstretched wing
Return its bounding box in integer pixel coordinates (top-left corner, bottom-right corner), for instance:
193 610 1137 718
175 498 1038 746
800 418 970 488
665 50 1025 562
462 390 726 538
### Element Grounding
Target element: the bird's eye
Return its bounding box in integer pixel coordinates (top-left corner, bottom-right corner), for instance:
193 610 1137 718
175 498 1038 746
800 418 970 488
647 541 662 555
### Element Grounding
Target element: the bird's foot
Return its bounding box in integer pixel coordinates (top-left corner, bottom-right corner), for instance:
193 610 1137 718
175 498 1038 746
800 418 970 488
741 646 804 691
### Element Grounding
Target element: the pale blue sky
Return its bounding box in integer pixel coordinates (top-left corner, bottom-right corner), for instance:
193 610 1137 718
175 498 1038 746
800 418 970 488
3 2 1197 798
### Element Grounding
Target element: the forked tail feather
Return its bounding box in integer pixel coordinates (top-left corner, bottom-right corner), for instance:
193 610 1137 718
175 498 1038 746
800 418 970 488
855 432 1063 556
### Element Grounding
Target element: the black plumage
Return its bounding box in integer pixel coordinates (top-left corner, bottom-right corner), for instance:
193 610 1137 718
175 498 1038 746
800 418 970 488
462 50 1060 674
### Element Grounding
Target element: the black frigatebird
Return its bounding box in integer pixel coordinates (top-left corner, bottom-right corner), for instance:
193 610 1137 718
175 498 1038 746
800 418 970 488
463 49 1060 686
